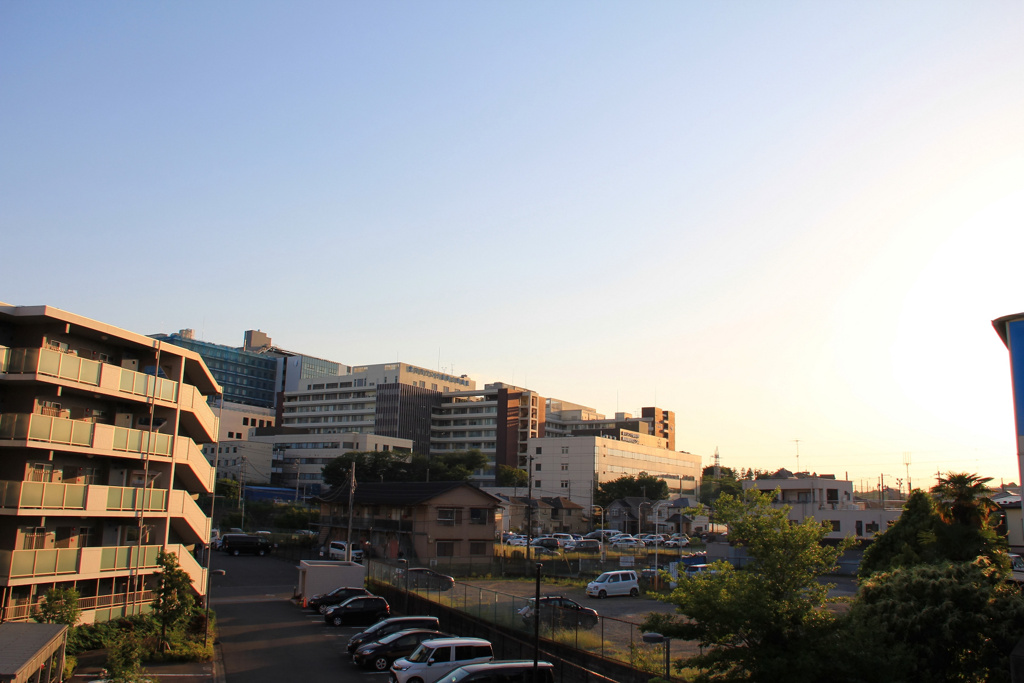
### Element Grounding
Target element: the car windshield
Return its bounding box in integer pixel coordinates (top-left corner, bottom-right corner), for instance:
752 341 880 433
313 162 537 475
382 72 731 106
407 644 433 663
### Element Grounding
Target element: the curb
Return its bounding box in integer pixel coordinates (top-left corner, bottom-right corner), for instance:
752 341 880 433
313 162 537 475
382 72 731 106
212 643 226 683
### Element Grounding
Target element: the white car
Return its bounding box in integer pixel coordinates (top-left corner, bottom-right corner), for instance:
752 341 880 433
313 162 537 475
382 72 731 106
586 570 640 598
611 538 646 550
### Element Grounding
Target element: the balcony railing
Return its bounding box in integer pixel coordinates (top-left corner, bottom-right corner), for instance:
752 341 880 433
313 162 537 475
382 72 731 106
0 480 169 513
0 413 175 457
0 345 178 402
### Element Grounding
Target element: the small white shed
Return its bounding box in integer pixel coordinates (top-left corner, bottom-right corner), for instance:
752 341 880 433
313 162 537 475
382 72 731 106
297 559 367 599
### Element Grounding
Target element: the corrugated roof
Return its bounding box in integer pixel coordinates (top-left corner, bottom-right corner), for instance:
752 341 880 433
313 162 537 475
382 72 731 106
317 481 501 506
0 623 67 683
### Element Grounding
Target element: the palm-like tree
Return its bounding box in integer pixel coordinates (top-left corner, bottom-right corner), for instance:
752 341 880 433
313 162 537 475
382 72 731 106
930 472 999 529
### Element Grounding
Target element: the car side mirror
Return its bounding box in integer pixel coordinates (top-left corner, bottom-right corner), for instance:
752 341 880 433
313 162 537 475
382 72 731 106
427 658 434 665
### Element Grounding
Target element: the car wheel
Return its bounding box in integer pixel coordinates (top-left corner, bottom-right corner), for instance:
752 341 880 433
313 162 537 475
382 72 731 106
231 549 240 556
332 615 344 627
598 590 607 599
373 656 390 671
630 587 640 597
318 605 328 614
258 549 266 556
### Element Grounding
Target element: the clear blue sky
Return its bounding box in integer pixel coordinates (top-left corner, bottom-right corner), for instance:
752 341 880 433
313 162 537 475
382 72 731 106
3 2 1023 490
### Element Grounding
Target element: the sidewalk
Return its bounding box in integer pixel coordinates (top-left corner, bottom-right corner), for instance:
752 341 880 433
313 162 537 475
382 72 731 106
70 645 224 683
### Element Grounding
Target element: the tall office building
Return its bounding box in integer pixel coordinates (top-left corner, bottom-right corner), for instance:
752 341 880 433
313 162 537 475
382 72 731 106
430 383 545 481
0 303 218 623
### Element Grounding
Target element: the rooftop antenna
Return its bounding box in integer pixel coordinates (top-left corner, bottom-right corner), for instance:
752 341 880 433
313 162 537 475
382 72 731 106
794 439 800 474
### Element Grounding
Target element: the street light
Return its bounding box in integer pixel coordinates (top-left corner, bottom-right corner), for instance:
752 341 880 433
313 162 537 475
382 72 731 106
642 632 672 680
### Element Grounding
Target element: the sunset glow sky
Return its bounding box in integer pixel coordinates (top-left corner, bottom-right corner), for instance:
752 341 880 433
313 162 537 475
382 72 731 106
3 2 1022 490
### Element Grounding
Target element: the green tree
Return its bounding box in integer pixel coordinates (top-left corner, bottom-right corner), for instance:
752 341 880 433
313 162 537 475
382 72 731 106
699 466 743 507
594 473 670 508
105 629 147 683
322 449 487 487
215 478 239 501
840 559 1024 683
859 484 1007 580
931 472 999 528
642 489 855 682
33 587 80 627
152 550 196 645
495 464 529 487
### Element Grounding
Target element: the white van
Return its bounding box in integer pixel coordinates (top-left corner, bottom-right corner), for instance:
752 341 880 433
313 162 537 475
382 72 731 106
586 570 639 598
390 637 493 683
328 540 364 562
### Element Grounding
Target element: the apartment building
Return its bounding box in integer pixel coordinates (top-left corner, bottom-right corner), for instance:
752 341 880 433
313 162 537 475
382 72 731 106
254 429 413 498
0 304 219 623
526 432 701 513
430 383 544 482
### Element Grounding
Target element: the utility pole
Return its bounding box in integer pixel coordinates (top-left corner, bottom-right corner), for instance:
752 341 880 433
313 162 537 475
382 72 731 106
794 439 800 474
346 462 356 562
903 452 912 492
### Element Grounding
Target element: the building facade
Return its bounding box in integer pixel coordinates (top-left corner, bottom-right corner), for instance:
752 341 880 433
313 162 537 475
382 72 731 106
742 473 903 540
0 304 219 623
430 383 544 482
526 433 702 515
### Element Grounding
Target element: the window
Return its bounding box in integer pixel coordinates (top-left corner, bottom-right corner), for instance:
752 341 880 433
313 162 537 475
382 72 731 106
469 508 487 525
866 521 880 533
242 418 249 426
436 541 455 557
534 480 541 488
560 480 569 489
535 446 542 455
469 541 488 555
437 508 461 526
561 446 569 454
825 520 840 532
535 463 541 471
826 488 839 503
560 463 568 471
227 432 234 439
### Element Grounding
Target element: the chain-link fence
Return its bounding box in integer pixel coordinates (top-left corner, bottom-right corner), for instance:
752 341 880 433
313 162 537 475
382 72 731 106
366 559 699 681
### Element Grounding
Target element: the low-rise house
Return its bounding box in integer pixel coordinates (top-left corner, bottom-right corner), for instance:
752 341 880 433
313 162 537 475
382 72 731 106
742 471 902 540
317 481 501 565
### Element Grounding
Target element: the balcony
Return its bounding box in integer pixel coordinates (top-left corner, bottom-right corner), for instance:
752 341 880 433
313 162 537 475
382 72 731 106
0 413 174 458
0 480 170 515
0 544 163 581
0 345 178 402
0 345 217 442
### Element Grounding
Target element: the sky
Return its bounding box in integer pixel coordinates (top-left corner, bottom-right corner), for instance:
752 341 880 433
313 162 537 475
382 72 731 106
2 2 1023 492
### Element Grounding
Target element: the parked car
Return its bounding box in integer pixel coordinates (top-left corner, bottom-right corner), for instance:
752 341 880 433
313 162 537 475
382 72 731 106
390 637 494 683
324 596 390 626
347 616 442 655
570 539 602 553
641 534 665 546
328 540 364 561
443 660 556 683
221 534 272 556
664 534 690 548
507 535 528 546
586 570 640 599
528 545 560 557
518 596 599 630
611 538 646 550
352 628 452 671
400 567 455 592
531 537 563 550
307 586 372 614
684 564 718 578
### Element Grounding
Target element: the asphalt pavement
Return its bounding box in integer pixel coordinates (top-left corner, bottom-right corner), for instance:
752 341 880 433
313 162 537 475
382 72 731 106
210 551 383 683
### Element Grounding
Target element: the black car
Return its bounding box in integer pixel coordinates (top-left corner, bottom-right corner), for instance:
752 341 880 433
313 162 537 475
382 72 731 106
518 596 599 629
221 535 272 556
402 567 455 592
324 596 390 627
308 586 372 614
351 628 450 671
347 616 442 655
